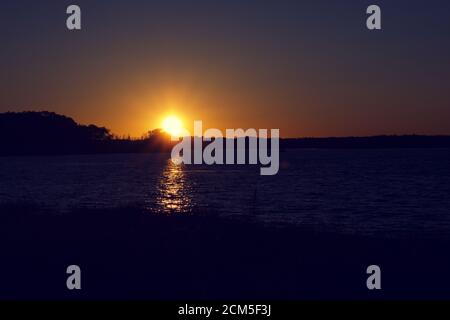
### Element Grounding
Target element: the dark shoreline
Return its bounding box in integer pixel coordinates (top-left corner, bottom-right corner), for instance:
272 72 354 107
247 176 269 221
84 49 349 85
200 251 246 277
1 203 450 300
2 110 450 156
2 135 450 157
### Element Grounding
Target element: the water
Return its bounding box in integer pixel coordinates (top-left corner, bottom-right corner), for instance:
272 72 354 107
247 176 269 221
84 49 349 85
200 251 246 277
1 149 450 237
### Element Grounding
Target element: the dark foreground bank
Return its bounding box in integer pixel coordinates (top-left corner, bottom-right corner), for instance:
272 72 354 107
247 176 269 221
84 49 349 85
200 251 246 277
1 203 449 300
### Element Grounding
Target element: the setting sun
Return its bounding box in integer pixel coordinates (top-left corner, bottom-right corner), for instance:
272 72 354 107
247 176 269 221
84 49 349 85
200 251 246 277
162 116 184 137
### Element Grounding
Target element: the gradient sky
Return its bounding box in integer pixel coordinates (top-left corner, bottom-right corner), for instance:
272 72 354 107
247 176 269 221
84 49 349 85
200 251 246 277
1 0 449 137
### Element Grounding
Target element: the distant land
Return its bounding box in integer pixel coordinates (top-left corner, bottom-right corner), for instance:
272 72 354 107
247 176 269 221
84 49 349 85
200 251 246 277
1 111 450 156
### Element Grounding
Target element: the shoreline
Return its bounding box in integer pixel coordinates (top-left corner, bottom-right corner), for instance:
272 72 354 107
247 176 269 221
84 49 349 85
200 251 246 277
1 203 450 299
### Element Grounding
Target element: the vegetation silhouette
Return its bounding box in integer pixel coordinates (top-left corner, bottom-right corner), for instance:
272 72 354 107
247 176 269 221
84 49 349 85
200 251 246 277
1 111 450 156
0 111 173 155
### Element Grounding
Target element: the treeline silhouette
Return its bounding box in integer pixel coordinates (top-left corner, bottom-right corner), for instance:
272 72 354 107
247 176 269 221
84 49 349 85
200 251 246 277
1 111 450 156
0 111 173 156
281 135 450 149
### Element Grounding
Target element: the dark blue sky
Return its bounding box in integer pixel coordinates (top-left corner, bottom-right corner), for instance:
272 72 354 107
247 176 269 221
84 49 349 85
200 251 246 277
1 0 449 137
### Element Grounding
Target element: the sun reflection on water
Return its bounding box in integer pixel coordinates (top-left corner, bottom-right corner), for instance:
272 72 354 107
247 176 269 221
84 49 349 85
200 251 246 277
155 159 193 213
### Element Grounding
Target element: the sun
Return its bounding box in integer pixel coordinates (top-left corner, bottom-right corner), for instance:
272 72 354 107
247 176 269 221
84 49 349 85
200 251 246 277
161 116 184 137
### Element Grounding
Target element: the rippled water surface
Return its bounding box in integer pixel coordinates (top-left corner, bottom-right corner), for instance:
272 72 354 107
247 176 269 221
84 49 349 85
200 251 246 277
1 149 450 236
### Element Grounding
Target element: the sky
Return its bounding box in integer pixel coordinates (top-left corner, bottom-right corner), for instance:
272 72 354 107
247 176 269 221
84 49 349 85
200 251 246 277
1 0 449 137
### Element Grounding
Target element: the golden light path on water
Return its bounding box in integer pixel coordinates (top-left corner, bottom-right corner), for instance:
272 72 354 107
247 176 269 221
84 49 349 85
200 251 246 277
155 159 193 213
